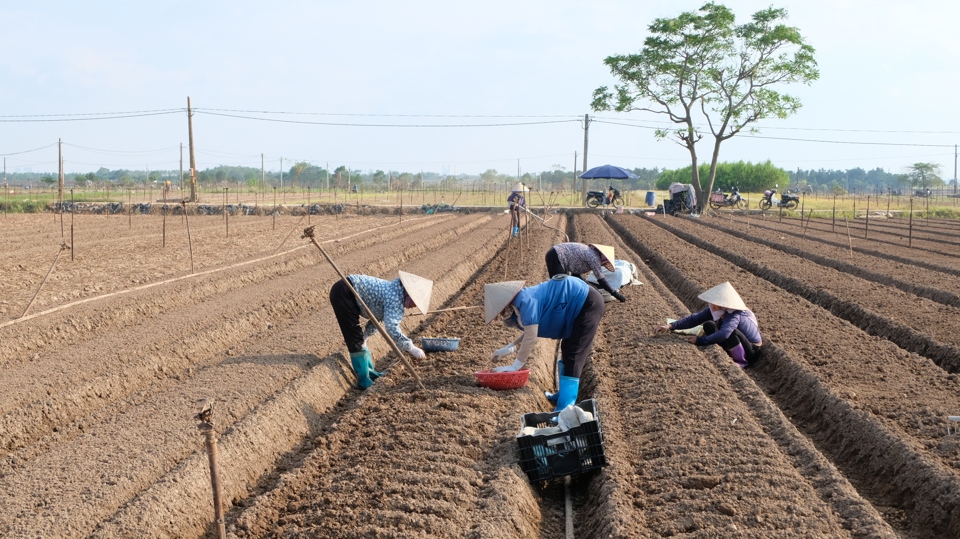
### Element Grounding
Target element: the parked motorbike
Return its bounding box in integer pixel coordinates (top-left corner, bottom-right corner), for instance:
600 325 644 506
759 188 799 210
708 186 747 210
585 190 623 208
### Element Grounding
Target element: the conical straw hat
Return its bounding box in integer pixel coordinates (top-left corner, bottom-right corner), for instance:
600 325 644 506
590 244 615 271
484 281 525 323
398 271 433 315
511 183 529 192
697 282 747 311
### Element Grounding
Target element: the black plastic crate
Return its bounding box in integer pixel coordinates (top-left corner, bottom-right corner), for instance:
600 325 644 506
516 399 607 482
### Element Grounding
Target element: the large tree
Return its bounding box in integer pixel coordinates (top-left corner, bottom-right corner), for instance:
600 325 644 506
592 2 818 210
903 163 943 192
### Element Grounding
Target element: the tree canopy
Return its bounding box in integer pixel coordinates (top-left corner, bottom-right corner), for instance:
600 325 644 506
592 2 818 210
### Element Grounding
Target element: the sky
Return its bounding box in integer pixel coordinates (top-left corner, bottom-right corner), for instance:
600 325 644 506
2 0 960 180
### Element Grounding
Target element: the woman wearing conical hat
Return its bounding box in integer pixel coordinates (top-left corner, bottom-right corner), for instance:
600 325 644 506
329 271 433 389
506 183 527 237
545 242 626 302
654 282 762 368
485 274 605 412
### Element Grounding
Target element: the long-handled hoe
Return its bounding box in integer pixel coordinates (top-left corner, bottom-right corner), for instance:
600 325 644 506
302 225 425 390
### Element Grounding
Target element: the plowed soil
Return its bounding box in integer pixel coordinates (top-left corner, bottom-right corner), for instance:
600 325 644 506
1 207 959 538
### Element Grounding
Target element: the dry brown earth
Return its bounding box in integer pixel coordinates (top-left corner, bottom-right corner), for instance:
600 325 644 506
1 208 958 538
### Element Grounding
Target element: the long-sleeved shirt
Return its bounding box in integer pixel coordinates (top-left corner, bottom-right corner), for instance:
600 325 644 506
348 274 413 351
551 242 618 294
507 191 526 209
672 307 762 347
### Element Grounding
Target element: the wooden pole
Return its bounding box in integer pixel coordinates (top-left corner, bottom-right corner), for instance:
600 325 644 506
21 243 69 318
183 201 195 272
195 401 227 539
302 226 425 390
864 195 870 240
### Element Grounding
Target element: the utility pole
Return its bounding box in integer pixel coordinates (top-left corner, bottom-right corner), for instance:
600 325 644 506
582 114 591 203
954 144 957 195
179 143 184 193
187 97 199 202
280 157 284 192
573 151 578 197
326 161 329 191
58 138 64 205
261 153 265 194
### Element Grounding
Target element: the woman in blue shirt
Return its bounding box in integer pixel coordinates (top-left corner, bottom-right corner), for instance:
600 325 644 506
485 275 605 411
656 282 762 368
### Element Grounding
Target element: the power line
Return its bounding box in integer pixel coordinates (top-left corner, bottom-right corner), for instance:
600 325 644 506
0 110 182 122
194 110 581 128
0 143 57 156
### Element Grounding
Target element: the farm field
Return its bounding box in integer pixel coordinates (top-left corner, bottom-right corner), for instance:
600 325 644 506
1 208 959 538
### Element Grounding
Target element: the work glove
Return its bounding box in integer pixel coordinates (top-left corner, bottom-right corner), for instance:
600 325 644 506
408 345 426 360
492 358 525 373
612 290 626 302
490 343 517 361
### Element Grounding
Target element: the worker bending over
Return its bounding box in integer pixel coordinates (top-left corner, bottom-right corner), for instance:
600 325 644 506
329 271 433 389
545 242 626 302
486 275 605 411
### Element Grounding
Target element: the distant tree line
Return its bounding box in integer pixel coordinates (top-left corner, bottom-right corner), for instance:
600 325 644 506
4 161 954 197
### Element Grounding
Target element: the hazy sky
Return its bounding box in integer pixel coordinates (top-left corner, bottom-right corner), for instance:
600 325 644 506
2 0 959 179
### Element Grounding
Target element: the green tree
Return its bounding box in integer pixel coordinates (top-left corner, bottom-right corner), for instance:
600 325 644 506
41 175 56 187
592 2 818 210
903 163 943 192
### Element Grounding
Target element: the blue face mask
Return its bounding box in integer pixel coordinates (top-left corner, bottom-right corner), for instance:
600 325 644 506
503 312 521 329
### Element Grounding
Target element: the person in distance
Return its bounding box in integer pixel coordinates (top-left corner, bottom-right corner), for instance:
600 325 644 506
507 183 527 237
329 271 433 389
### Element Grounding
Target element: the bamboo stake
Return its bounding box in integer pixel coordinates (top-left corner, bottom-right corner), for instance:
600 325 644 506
844 217 853 258
182 201 195 272
409 305 481 316
21 243 69 318
195 400 226 539
302 226 425 390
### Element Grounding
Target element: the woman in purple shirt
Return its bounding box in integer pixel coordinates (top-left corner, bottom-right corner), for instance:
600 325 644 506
655 282 762 368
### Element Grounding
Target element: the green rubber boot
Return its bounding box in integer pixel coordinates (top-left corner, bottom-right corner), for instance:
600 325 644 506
365 348 384 380
350 350 373 389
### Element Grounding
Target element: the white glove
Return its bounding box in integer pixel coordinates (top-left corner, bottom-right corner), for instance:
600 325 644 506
408 346 426 360
492 358 525 373
490 344 517 361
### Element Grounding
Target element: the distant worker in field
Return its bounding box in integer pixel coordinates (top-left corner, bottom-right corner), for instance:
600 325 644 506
545 242 626 302
605 184 621 206
485 275 605 411
654 281 762 368
329 271 433 389
507 183 526 237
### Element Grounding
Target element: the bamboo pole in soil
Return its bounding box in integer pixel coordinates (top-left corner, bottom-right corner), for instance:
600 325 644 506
195 403 227 539
844 217 853 258
302 225 425 390
70 189 75 261
21 243 69 318
182 201 195 272
909 198 914 247
864 196 871 240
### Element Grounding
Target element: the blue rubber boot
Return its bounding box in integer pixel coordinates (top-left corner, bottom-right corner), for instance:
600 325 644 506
512 226 519 237
350 350 373 389
364 348 384 379
544 360 564 404
552 375 580 412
